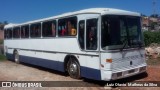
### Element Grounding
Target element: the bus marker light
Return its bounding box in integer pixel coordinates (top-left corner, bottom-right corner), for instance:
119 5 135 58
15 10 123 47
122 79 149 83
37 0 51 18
106 59 112 63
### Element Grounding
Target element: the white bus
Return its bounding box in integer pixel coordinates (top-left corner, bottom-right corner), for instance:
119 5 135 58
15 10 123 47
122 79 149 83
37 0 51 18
4 8 147 81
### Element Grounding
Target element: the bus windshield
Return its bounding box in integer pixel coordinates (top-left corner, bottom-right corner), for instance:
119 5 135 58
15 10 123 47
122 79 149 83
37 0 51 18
101 15 144 50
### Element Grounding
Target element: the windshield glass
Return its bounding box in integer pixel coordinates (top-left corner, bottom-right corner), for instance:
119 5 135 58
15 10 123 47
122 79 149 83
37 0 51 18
101 15 144 50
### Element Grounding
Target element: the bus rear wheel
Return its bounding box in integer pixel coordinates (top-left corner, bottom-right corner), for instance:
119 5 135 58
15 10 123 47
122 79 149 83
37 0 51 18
67 58 81 79
14 51 19 63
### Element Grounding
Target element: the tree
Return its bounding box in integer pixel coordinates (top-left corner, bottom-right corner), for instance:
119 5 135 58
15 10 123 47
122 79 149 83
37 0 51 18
0 24 4 30
0 21 8 30
150 14 159 18
141 14 147 17
150 22 157 30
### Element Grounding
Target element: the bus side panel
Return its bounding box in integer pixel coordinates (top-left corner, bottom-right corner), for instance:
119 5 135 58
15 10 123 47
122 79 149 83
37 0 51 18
79 55 101 80
4 38 102 80
6 53 14 61
19 55 65 72
18 49 66 72
81 67 101 80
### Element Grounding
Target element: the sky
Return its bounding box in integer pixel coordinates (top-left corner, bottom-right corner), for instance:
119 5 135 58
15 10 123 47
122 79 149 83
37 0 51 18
0 0 160 23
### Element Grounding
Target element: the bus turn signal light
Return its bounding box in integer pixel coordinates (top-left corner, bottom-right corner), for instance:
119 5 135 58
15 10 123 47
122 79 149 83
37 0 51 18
106 59 112 63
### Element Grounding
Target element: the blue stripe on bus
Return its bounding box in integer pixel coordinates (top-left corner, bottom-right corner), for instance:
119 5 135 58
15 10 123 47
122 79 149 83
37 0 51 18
6 53 14 60
19 55 65 72
81 67 101 80
6 53 64 72
6 53 101 80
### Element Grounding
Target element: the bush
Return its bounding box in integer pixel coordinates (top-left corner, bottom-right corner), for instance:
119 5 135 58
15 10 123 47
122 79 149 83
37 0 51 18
0 55 6 61
0 40 3 44
143 31 160 46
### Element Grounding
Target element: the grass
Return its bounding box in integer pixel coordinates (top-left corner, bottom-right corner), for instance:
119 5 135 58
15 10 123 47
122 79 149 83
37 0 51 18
0 54 6 61
146 57 160 66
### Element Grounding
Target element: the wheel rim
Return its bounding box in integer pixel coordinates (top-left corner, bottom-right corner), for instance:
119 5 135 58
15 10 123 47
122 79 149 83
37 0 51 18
14 52 19 63
69 62 78 75
68 60 80 78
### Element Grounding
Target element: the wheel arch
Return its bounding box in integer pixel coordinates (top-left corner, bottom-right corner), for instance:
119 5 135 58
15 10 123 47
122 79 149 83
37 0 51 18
13 49 18 54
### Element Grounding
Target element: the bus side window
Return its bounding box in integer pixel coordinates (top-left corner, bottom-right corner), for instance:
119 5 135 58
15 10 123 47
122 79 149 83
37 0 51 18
13 27 20 38
30 23 41 38
86 19 98 50
21 25 29 38
5 29 8 39
51 21 56 37
58 16 77 37
9 29 12 39
78 20 85 50
58 19 67 36
67 20 77 36
4 29 7 39
42 20 56 37
5 28 12 39
21 27 25 38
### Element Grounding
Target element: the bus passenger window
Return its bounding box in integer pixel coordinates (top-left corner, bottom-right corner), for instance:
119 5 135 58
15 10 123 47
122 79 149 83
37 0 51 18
67 21 76 36
51 22 56 36
42 20 56 37
61 25 67 36
78 20 85 50
58 16 77 36
21 25 29 38
13 27 20 38
58 19 67 36
5 29 8 39
5 28 12 39
30 23 41 38
86 19 98 50
21 27 25 38
9 29 12 39
4 29 7 39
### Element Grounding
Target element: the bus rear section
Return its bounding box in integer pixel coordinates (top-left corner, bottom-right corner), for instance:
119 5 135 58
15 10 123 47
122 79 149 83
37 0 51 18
100 15 147 81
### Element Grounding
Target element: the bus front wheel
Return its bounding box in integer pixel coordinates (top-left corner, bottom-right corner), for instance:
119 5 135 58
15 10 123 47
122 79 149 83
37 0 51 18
67 58 81 79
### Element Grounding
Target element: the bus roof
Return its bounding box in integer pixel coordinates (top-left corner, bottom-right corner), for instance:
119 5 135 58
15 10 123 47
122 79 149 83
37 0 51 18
4 8 140 29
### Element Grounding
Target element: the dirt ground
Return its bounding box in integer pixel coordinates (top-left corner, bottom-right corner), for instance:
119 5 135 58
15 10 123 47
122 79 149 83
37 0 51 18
0 60 160 90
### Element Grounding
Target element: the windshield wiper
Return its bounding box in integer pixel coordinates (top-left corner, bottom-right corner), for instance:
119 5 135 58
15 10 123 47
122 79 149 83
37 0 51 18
120 38 128 51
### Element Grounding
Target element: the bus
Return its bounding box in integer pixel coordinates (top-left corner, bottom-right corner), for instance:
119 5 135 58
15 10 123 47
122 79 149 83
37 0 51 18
4 8 147 81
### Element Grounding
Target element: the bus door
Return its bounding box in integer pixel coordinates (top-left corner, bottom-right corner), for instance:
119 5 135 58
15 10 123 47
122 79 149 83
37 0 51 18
78 14 102 79
78 14 100 52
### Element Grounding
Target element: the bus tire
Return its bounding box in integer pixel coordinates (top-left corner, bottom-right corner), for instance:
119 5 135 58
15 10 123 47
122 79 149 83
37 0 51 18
67 57 81 79
14 50 20 63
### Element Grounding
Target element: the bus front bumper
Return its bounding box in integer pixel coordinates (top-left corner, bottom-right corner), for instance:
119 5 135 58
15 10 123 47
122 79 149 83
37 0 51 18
101 65 147 81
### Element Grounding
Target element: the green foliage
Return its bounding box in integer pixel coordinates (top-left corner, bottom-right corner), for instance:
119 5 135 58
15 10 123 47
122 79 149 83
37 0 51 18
150 14 159 18
0 55 6 61
143 31 160 46
0 21 8 30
